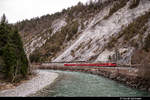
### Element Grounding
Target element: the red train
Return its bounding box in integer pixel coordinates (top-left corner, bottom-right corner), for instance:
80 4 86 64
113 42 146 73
64 63 117 67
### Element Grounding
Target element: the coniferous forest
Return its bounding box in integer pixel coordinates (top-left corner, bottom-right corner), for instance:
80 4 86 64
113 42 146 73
0 14 29 82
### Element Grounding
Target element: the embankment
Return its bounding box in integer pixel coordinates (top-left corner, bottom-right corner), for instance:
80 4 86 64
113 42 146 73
37 65 150 92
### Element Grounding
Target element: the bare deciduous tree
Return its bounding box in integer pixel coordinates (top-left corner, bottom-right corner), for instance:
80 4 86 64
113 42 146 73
132 50 150 80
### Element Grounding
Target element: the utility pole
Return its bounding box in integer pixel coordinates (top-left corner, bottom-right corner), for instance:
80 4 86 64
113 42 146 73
115 48 118 65
130 55 132 68
130 49 134 68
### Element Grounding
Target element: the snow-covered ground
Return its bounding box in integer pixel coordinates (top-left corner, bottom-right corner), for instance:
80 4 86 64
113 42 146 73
0 70 59 97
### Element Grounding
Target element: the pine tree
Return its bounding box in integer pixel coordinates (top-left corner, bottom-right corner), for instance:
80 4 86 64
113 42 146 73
0 14 8 24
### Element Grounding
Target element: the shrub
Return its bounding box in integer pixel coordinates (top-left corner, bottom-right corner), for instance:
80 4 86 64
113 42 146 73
71 50 75 57
108 55 112 61
29 50 41 63
143 34 150 52
104 0 128 19
66 21 79 41
106 36 117 50
130 39 139 48
88 55 99 62
129 0 140 9
106 42 115 50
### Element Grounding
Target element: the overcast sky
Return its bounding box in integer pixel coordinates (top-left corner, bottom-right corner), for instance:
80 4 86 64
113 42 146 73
0 0 89 23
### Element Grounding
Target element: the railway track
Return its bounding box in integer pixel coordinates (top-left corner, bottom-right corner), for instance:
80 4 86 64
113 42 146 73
34 62 136 70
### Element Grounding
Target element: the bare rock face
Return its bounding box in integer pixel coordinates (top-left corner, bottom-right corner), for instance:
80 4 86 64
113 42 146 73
53 0 150 63
19 0 150 63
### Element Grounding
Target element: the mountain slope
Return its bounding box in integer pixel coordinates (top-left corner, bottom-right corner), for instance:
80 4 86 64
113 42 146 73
17 0 150 64
54 0 150 64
